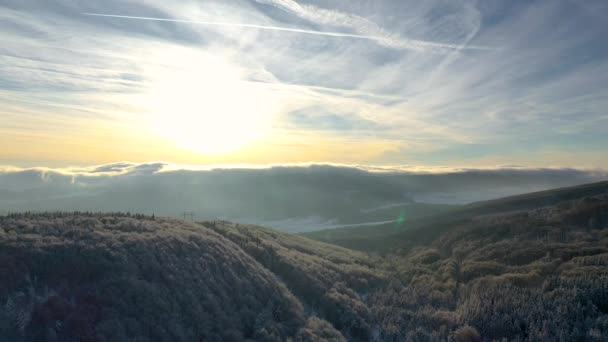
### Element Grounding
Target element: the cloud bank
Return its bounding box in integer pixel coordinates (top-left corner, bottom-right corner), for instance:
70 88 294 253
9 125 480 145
1 163 606 232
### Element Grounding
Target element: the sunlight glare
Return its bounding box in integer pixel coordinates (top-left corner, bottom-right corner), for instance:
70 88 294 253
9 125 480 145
147 51 279 154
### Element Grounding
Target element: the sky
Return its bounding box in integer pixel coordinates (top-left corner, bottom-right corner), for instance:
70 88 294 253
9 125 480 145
1 0 608 169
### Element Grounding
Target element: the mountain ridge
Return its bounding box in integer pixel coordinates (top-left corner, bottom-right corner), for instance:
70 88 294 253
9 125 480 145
304 180 608 251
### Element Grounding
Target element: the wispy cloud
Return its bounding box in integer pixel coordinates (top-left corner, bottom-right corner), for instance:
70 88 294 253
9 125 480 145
82 12 491 51
1 0 607 168
253 0 492 51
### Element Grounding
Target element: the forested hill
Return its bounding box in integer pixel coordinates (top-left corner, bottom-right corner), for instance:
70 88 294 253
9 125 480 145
304 180 608 251
2 180 608 341
306 181 608 340
0 213 343 341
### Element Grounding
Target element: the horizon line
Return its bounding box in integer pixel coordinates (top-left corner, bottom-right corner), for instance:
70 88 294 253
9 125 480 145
2 161 607 176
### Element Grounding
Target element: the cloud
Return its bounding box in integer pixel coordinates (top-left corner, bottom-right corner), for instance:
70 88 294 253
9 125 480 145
83 12 490 52
1 163 606 231
91 162 140 174
1 0 607 168
252 0 491 51
284 106 388 133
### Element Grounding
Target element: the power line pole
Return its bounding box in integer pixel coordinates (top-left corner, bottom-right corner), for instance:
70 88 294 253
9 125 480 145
182 212 194 222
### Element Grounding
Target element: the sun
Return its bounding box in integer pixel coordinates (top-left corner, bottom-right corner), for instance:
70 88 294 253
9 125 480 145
146 52 279 155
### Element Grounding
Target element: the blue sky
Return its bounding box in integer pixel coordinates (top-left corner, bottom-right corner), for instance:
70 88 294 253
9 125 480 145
1 0 607 168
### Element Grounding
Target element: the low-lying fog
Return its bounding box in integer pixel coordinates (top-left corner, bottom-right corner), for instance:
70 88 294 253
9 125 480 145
1 163 606 232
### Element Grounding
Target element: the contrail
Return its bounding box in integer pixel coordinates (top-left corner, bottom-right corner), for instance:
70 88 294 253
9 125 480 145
83 13 492 51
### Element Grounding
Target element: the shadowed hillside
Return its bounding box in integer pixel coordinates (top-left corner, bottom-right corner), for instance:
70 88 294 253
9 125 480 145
204 221 386 341
0 213 346 341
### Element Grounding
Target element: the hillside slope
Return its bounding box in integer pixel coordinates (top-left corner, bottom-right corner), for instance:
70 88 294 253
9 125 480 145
368 192 608 340
305 180 608 251
0 213 347 342
300 182 608 340
204 221 386 341
391 180 608 251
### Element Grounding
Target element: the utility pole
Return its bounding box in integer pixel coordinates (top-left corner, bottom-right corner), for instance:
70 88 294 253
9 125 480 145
182 212 195 222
